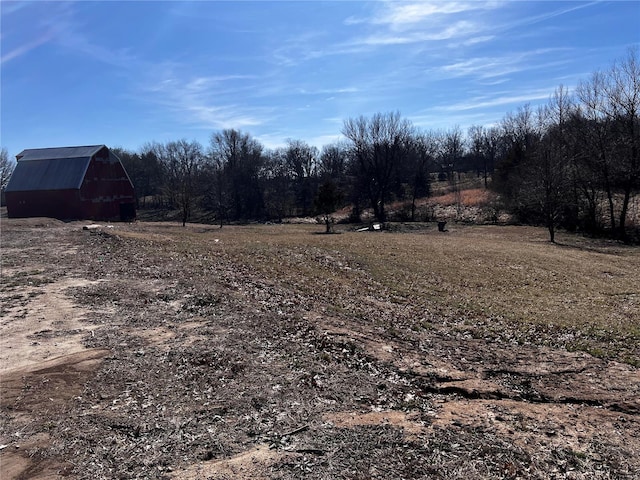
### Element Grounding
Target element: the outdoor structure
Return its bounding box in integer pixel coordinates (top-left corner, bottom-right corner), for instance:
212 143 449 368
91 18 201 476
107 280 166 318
5 145 136 221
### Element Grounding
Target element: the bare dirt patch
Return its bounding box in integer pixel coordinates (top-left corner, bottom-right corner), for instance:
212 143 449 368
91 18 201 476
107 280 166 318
0 277 101 374
171 444 293 480
1 219 638 479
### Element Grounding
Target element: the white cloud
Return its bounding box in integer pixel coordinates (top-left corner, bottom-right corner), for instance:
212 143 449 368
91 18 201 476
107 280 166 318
454 35 496 47
1 33 52 64
353 20 483 47
139 66 274 131
432 49 573 80
297 86 359 96
370 1 502 31
435 89 553 112
0 1 71 65
500 1 599 31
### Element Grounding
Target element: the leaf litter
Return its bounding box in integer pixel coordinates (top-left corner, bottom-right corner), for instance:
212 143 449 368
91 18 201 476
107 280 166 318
0 219 638 479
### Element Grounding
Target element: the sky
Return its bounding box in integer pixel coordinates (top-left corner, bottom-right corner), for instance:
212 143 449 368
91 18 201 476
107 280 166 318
1 1 639 159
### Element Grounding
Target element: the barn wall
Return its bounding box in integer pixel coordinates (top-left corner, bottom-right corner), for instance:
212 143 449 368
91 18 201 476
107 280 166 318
79 151 136 221
6 190 83 219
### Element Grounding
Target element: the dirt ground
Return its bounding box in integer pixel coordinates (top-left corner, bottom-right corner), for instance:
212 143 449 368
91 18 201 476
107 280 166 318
0 218 638 479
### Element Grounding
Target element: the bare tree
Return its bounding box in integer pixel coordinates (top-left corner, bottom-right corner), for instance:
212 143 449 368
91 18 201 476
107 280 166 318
342 112 415 222
524 87 576 242
314 179 343 233
209 129 264 221
607 47 640 239
1 147 15 190
406 131 437 221
577 70 620 233
153 140 204 227
576 47 640 239
262 148 294 222
468 125 499 189
442 126 465 213
0 147 15 207
285 139 318 216
319 141 348 181
494 104 541 216
468 125 485 184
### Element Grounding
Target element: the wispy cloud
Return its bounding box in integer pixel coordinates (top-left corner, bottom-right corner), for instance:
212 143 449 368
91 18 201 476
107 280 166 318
2 2 270 132
431 49 573 81
3 0 629 157
500 1 600 32
139 66 274 131
0 0 33 16
378 1 500 28
0 1 63 65
354 20 482 46
276 1 501 63
296 87 359 96
1 33 52 64
306 133 344 149
1 1 137 69
345 0 504 47
435 89 554 112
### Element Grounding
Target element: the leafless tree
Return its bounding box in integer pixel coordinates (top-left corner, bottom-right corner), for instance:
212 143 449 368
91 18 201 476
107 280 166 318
262 148 294 222
342 112 415 222
442 126 465 212
285 139 318 216
1 147 15 190
523 87 576 242
607 47 640 239
0 147 15 207
318 142 348 180
468 125 499 189
153 140 204 227
406 131 438 221
209 129 264 221
576 47 640 239
577 70 620 232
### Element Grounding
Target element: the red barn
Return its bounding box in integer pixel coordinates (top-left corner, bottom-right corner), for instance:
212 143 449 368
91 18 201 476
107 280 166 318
5 145 136 221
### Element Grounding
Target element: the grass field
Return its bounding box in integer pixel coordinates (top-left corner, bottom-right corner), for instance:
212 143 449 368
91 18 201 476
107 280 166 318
1 218 639 479
132 222 638 364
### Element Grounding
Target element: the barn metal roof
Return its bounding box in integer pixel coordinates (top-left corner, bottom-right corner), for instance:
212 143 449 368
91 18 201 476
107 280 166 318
5 157 91 192
16 145 106 161
6 145 110 192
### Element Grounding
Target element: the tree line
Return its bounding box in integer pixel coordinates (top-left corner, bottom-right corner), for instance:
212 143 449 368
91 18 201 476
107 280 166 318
2 49 638 241
491 48 639 242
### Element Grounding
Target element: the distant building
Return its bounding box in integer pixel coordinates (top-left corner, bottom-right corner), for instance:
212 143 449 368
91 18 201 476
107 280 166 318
5 145 136 221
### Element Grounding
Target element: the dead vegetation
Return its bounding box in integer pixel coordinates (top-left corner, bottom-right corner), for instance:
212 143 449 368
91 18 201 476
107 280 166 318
1 218 638 479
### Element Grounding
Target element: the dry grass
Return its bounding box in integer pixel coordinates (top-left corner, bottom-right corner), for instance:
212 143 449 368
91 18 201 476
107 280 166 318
149 222 637 363
426 188 494 207
2 219 639 479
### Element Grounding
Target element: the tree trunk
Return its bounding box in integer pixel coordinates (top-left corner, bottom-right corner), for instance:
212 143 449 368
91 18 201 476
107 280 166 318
619 185 631 241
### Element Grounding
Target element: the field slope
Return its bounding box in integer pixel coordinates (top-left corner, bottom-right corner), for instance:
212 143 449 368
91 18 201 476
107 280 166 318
1 219 638 479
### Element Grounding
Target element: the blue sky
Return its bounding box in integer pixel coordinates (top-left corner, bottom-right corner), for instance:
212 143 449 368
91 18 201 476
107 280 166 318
1 1 638 158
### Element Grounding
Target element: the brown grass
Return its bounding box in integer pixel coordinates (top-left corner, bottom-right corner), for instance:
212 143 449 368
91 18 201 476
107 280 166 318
426 188 494 207
2 219 639 479
112 222 639 363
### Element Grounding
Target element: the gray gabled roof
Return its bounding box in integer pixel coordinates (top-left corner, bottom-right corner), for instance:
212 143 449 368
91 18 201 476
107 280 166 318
6 145 107 192
16 145 106 161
